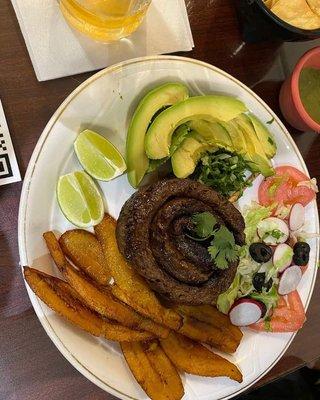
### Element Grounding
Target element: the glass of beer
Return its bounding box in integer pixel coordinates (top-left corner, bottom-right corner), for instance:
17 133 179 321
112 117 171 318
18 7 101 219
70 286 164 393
59 0 152 42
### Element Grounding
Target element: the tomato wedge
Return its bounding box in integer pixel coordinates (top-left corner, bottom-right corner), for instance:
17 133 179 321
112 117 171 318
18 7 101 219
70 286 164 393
250 291 305 333
259 166 315 207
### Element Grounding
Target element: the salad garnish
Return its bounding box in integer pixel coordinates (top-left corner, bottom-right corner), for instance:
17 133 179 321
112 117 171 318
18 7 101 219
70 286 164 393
266 117 275 125
208 226 239 270
190 212 240 270
217 164 318 331
193 149 253 197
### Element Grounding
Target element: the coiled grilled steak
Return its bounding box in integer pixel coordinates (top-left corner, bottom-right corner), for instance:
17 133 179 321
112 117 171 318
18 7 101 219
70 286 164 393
116 178 245 305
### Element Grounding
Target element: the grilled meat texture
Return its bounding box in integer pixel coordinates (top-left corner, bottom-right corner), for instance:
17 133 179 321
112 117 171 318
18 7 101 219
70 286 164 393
116 179 245 305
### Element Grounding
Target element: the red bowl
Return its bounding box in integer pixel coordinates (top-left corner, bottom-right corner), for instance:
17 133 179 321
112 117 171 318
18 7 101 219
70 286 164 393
279 47 320 133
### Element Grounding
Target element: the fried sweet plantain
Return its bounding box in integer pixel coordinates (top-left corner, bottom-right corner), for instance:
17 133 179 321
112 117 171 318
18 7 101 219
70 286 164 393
44 231 169 338
121 340 184 400
24 267 154 342
160 332 243 383
173 304 243 345
178 316 239 353
95 215 182 330
59 229 111 286
63 263 169 338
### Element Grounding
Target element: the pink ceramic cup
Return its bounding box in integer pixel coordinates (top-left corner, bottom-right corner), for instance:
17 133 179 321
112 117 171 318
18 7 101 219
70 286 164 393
279 46 320 133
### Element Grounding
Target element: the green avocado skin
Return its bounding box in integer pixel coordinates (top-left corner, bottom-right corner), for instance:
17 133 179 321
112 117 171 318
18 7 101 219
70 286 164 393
145 95 247 160
126 83 189 188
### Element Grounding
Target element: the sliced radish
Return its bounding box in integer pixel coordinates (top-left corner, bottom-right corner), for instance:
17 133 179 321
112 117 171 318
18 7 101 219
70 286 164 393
229 298 264 326
289 203 305 231
273 243 294 272
257 217 289 245
278 265 302 295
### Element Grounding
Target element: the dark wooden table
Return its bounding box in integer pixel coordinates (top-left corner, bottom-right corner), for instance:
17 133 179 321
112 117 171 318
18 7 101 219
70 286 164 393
1 0 319 399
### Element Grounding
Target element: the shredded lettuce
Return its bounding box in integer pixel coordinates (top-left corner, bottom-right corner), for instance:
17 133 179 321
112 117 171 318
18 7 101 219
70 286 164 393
274 204 291 219
217 202 283 315
243 202 273 243
251 285 279 317
217 273 240 314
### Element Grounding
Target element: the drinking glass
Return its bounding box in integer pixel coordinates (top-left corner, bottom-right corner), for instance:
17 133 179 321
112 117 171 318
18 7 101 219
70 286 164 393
59 0 152 42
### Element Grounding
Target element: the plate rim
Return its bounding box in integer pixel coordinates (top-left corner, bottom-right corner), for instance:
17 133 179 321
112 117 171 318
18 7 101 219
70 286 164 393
18 55 319 400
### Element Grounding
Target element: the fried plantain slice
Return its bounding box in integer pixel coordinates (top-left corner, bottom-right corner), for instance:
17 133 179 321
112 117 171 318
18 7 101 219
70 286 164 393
160 332 243 383
178 316 238 354
59 229 111 286
43 231 66 273
63 263 169 338
95 215 182 330
24 267 154 342
44 231 169 338
121 340 184 400
173 304 243 345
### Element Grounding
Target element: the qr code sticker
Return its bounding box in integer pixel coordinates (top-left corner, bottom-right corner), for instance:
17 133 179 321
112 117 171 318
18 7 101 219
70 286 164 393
0 101 21 185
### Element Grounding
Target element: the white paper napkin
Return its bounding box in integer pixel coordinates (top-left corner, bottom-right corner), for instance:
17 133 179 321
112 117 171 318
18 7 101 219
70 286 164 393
11 0 194 82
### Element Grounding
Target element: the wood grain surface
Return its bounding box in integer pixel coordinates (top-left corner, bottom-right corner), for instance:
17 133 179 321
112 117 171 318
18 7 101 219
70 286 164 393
1 0 319 399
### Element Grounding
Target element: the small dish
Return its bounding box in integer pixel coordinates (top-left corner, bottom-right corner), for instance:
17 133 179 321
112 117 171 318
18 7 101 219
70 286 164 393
235 0 320 42
279 47 320 132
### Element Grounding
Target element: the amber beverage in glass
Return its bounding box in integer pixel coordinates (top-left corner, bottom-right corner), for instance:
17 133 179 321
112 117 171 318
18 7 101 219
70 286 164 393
59 0 151 42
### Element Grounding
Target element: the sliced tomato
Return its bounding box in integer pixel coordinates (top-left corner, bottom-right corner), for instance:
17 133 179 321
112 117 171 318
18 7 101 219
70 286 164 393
275 166 309 183
259 166 315 207
289 186 316 206
249 291 305 333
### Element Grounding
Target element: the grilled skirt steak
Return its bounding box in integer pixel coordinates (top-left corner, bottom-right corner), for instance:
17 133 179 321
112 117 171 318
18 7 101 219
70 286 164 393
116 178 245 305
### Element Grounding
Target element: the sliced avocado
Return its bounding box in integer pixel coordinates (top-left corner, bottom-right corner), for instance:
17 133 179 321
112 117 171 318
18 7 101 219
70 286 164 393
126 83 189 187
247 113 277 159
171 132 214 179
188 120 234 151
145 95 247 159
170 124 191 155
222 120 248 154
232 114 274 177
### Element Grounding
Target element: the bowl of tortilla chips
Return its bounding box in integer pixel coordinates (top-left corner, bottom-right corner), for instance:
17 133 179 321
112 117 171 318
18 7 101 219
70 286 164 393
235 0 320 42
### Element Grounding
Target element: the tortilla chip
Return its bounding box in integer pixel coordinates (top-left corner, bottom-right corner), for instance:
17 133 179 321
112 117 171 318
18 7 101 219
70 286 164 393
264 0 280 8
306 0 320 17
271 0 320 30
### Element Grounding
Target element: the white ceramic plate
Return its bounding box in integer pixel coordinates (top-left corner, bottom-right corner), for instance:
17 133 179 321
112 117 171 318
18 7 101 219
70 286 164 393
19 56 319 400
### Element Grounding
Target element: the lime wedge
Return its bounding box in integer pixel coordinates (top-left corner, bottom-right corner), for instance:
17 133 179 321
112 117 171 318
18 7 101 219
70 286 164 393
74 130 126 181
57 171 104 228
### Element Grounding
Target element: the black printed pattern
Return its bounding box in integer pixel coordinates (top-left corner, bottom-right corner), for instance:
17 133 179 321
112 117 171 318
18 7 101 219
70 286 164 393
0 131 13 178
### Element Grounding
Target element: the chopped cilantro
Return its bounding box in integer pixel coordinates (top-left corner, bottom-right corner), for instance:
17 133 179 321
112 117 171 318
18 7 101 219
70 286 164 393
193 149 253 197
263 229 284 241
268 136 275 145
190 212 239 269
208 226 239 269
192 212 217 238
266 117 275 125
272 229 284 239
